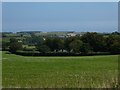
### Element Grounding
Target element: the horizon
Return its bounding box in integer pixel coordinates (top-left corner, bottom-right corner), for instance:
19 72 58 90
2 30 118 33
2 2 118 33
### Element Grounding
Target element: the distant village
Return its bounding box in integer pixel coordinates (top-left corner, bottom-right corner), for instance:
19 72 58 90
1 31 112 38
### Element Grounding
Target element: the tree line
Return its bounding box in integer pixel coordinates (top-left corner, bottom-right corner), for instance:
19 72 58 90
2 32 120 55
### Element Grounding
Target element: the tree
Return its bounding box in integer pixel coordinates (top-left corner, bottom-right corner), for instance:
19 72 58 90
111 31 120 35
81 32 106 52
45 38 54 52
37 44 50 53
25 34 44 45
110 42 120 53
2 41 9 51
53 38 64 52
79 43 92 54
69 40 83 53
64 37 77 52
9 38 23 52
106 35 120 53
45 38 64 52
59 39 64 52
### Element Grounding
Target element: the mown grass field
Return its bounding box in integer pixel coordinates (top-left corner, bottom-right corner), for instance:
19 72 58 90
2 51 118 88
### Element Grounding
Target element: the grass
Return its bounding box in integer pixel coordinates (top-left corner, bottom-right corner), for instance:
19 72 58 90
0 51 2 89
2 51 118 88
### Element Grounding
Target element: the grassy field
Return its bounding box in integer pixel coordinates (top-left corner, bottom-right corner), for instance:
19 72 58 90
2 51 118 88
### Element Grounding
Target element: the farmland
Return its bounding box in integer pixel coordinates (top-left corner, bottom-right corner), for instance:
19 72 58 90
2 51 118 88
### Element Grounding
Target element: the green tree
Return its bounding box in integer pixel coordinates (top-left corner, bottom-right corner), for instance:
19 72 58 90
80 43 92 54
81 32 106 52
9 38 23 52
37 44 50 53
53 38 64 52
64 37 77 52
2 41 9 50
110 42 120 53
69 39 83 53
45 38 64 52
25 34 44 45
106 35 120 53
45 38 54 51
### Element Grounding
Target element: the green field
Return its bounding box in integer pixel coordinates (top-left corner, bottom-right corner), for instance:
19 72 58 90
2 51 118 88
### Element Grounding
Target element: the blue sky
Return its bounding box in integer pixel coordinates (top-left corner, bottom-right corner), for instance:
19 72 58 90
0 2 2 32
2 2 118 32
2 0 119 2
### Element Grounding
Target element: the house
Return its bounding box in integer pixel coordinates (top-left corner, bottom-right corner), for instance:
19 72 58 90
67 32 76 37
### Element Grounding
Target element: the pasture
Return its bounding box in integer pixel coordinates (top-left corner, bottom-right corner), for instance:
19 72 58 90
2 51 118 88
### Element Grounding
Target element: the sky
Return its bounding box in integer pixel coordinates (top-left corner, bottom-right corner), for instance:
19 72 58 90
0 2 2 32
2 2 118 33
1 0 119 2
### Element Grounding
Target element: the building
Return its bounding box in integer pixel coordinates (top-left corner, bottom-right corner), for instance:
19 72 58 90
67 32 76 37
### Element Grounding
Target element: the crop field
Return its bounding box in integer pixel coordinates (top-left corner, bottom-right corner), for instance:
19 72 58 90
2 51 118 88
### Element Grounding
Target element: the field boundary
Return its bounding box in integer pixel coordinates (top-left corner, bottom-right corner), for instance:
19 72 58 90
6 51 120 57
